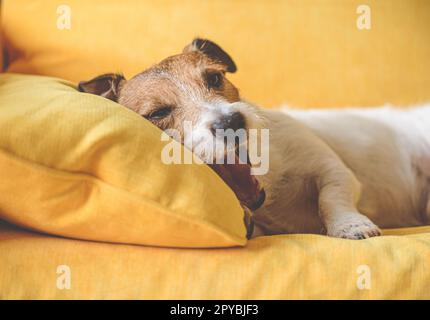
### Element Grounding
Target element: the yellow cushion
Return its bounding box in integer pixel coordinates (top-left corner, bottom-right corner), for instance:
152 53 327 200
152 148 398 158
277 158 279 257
1 221 430 299
2 0 430 108
0 73 246 248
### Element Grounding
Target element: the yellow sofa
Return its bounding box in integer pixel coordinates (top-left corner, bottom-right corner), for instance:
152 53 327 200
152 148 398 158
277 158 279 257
1 0 430 299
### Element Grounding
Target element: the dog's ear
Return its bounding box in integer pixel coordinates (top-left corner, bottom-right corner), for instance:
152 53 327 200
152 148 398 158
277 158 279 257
183 38 237 73
78 73 126 102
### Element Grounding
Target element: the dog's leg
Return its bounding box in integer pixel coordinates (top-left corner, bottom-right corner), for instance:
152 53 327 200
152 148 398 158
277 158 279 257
317 166 381 239
269 112 382 239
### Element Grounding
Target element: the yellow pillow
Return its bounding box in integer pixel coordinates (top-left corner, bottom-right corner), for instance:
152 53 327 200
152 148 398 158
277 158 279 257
0 73 247 248
2 0 430 107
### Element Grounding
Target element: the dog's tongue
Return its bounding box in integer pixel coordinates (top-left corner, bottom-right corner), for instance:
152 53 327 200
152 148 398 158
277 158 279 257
209 155 265 211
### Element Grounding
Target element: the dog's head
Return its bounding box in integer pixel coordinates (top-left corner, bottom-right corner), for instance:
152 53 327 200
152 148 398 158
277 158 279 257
79 39 266 211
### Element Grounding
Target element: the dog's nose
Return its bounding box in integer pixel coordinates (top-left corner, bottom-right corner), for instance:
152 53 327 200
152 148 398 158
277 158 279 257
211 112 246 134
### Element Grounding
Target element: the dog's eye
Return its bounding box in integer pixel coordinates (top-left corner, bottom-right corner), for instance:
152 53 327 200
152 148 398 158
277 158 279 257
206 72 223 89
148 106 172 120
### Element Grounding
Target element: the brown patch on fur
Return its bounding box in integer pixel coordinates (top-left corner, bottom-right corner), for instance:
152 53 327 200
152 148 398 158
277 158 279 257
183 38 237 73
118 50 240 140
78 39 266 213
79 73 125 101
79 39 240 141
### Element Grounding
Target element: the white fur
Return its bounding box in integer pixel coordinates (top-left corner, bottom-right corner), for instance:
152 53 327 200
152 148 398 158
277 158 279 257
187 100 240 163
188 99 430 239
235 103 430 239
188 101 263 165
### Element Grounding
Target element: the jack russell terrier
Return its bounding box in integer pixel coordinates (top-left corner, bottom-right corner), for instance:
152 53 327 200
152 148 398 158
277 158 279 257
79 38 430 240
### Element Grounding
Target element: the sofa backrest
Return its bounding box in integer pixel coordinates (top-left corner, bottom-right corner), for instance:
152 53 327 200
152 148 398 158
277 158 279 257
2 0 430 108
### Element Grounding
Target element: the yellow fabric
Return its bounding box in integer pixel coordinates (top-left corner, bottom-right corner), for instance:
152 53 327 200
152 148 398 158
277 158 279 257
1 220 430 299
2 1 430 300
2 0 430 108
0 73 246 248
0 10 3 72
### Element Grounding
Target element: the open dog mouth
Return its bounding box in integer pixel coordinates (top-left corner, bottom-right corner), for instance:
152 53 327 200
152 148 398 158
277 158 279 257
208 146 265 211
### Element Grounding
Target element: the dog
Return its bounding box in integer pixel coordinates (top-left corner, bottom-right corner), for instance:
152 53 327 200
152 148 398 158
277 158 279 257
79 38 430 239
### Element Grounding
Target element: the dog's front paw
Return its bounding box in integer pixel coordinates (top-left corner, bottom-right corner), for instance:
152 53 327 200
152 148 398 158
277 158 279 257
327 213 382 240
